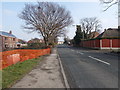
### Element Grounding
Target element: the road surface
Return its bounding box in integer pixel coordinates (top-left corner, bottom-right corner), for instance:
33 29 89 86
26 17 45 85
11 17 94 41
57 44 119 88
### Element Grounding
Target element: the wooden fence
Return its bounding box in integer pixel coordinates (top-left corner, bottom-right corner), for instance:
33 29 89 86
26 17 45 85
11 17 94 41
80 39 120 49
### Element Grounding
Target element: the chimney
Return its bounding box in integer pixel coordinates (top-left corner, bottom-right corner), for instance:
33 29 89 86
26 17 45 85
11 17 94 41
104 29 107 32
9 31 12 34
118 26 120 29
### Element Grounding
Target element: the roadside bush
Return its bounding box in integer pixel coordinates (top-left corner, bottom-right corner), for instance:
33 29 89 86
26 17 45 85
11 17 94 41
22 43 46 49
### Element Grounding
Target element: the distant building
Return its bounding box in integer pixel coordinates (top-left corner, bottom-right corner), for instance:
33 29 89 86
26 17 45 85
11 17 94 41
17 39 27 47
88 31 100 39
118 26 120 29
96 28 120 38
27 38 44 44
58 41 64 44
80 28 120 49
0 31 18 51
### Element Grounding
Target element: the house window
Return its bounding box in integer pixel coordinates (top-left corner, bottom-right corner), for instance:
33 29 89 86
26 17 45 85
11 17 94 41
5 37 8 40
5 44 8 48
13 38 15 41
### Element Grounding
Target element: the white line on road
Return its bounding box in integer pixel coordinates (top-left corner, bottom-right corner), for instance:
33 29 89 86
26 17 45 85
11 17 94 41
76 51 84 55
71 49 84 55
79 52 84 55
71 49 75 51
88 56 110 65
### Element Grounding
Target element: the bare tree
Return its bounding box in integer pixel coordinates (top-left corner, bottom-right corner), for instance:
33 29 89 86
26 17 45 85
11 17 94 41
100 0 119 11
19 2 73 47
80 17 102 39
100 0 120 27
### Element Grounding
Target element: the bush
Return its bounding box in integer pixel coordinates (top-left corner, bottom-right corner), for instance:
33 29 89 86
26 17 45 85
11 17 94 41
20 43 46 49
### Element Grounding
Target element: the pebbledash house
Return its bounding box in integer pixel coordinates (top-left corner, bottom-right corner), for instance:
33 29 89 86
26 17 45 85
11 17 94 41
0 31 18 51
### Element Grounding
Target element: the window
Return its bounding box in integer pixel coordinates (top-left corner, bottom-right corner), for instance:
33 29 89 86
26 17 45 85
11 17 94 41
5 44 8 48
5 37 8 40
13 38 15 41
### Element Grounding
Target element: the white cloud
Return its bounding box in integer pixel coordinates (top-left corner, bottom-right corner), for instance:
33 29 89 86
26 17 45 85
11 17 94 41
1 0 99 2
0 25 2 29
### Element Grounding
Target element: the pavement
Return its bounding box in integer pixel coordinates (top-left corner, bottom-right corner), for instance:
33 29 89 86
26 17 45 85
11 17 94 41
11 48 67 88
57 44 118 88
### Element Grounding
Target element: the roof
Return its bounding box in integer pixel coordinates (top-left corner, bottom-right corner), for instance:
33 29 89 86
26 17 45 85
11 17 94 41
96 28 120 38
18 39 27 44
0 31 16 38
89 31 100 39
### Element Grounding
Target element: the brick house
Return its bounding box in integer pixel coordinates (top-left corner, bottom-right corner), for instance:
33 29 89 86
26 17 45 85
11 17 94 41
0 31 18 51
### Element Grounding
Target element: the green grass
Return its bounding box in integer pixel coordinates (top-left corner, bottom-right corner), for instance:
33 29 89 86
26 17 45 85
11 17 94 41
2 57 42 89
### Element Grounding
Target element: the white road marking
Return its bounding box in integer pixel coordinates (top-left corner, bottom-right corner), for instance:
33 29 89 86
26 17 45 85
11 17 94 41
88 56 110 65
71 50 74 51
71 49 84 55
76 51 84 55
79 52 84 55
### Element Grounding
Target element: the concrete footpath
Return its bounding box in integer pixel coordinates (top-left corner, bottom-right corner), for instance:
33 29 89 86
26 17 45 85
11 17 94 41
11 48 68 88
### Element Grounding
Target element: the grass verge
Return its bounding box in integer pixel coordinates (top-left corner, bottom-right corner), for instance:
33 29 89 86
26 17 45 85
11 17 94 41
2 57 42 89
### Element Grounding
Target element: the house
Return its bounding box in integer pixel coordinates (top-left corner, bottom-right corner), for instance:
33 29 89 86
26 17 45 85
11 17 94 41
88 31 100 39
96 28 120 38
80 28 120 49
27 38 44 44
0 31 18 51
17 39 27 47
58 41 64 44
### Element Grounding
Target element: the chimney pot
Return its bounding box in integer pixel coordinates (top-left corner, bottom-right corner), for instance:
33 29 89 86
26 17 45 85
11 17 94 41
9 31 12 34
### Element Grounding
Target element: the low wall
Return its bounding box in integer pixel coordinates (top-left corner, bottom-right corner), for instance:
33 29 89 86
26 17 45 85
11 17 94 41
0 48 51 69
80 39 120 49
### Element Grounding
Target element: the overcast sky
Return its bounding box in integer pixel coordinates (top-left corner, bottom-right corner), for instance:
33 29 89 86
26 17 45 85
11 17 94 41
0 0 118 41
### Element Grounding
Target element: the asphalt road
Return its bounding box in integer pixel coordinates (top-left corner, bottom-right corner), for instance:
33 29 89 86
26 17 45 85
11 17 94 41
57 44 119 88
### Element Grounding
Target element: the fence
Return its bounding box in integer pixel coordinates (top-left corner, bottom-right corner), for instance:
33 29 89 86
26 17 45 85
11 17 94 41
80 39 120 49
0 48 51 70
